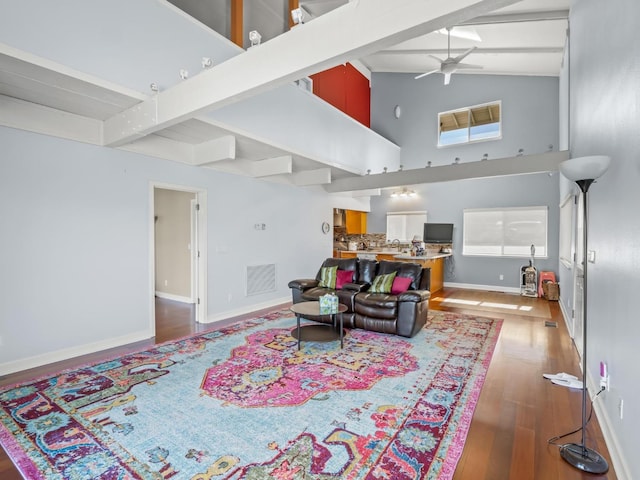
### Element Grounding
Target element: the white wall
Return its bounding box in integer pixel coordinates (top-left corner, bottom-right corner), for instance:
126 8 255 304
564 0 640 477
0 126 332 373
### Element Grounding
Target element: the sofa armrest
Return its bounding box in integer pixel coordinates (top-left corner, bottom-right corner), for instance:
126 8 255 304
342 282 370 292
288 278 318 290
398 289 431 303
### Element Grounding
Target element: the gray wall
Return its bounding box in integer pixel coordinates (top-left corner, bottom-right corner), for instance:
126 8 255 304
0 126 332 371
564 0 639 476
371 73 559 169
369 173 560 290
369 73 561 289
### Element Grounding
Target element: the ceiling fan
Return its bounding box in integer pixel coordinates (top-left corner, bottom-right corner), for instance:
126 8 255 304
414 27 482 85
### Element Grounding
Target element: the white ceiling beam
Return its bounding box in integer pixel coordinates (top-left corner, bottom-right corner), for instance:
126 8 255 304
461 9 569 26
118 135 194 164
103 0 521 147
250 155 293 177
325 151 570 193
377 47 565 56
0 95 102 145
350 188 382 197
292 168 332 186
192 135 236 166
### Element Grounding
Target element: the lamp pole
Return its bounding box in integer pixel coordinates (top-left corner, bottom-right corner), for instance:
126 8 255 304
558 176 608 474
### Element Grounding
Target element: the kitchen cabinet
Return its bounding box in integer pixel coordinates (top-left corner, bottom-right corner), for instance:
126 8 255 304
338 251 358 259
345 210 367 234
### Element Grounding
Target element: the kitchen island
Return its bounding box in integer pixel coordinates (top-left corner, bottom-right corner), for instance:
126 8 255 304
394 253 450 293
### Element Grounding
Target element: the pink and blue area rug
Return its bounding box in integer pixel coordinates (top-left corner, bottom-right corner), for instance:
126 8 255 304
0 310 501 479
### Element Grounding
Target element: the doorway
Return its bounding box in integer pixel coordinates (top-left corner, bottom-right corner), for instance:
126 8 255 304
150 183 207 335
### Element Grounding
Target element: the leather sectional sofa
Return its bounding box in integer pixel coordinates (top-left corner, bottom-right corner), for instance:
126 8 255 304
288 257 431 338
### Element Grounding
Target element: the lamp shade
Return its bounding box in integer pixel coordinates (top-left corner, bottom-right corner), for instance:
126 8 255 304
559 155 611 182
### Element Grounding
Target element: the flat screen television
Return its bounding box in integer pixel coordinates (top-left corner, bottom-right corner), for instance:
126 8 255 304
423 223 454 244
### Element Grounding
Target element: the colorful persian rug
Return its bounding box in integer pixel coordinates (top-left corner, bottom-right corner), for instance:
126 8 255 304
0 310 501 480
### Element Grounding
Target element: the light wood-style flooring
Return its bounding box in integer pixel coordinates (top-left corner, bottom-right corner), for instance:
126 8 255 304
0 290 617 479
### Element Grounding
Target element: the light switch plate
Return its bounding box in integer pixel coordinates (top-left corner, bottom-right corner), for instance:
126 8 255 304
588 250 596 263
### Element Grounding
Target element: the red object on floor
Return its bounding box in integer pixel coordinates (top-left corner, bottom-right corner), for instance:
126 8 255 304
538 271 556 297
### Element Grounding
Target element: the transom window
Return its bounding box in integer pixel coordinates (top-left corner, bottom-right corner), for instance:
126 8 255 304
438 101 501 147
463 206 547 257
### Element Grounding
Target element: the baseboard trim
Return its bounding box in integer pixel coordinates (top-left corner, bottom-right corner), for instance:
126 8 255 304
559 301 630 479
0 329 153 377
204 296 291 324
155 291 194 304
444 282 520 294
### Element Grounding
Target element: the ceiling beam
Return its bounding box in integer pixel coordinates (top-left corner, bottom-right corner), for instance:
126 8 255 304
292 168 332 186
192 135 236 166
324 151 570 193
251 155 293 177
461 9 569 25
376 47 565 56
103 0 522 147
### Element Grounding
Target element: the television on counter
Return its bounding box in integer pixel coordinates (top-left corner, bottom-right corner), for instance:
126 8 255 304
423 223 454 244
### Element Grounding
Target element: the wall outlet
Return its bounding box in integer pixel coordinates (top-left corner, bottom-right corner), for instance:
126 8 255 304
227 293 232 303
164 279 168 287
499 274 504 280
588 250 596 263
600 375 609 391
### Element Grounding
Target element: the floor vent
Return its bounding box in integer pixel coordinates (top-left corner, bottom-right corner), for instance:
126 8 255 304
246 264 276 296
545 320 558 328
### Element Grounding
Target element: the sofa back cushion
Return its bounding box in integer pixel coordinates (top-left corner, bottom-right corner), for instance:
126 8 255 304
317 258 358 282
377 261 423 290
358 259 378 285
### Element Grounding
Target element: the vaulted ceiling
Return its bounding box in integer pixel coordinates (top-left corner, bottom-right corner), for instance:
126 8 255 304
0 0 569 195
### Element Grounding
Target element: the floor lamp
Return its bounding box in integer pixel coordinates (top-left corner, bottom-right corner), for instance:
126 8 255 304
558 155 611 474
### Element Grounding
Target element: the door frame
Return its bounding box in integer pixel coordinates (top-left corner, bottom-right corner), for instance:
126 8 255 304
149 182 207 333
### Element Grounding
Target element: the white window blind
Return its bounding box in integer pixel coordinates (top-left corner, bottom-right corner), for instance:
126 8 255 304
463 206 548 257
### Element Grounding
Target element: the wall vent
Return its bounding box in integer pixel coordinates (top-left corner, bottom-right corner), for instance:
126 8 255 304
246 264 276 296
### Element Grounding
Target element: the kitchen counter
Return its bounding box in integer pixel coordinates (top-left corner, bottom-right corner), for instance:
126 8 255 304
336 251 451 293
393 252 452 260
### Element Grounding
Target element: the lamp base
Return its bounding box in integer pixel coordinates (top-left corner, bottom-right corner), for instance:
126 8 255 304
559 443 609 474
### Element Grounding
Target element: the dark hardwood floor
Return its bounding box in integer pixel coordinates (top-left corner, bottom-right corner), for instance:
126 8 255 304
0 291 617 479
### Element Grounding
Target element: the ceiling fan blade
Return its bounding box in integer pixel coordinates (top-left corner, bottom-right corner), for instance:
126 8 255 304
455 62 483 70
453 46 477 63
427 54 443 63
444 73 452 85
414 69 439 80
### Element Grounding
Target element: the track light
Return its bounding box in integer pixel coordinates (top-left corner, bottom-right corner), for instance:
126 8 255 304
391 187 417 199
249 30 262 48
201 57 213 69
291 8 305 25
150 83 159 93
179 69 189 80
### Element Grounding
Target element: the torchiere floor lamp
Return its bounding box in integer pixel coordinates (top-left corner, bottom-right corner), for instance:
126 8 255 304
558 155 611 474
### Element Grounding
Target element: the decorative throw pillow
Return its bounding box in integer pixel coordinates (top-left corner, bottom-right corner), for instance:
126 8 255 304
335 269 355 289
391 276 412 294
369 272 397 293
318 266 338 289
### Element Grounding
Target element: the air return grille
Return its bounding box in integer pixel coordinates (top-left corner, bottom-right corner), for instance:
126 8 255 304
246 264 276 296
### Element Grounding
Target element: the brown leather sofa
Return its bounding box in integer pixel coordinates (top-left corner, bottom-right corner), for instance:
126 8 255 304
288 258 431 338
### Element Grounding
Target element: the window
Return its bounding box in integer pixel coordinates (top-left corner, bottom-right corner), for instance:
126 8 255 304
463 206 547 257
386 211 427 243
438 101 501 147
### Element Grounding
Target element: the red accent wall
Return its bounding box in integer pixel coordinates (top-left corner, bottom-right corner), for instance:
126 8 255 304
310 63 370 128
